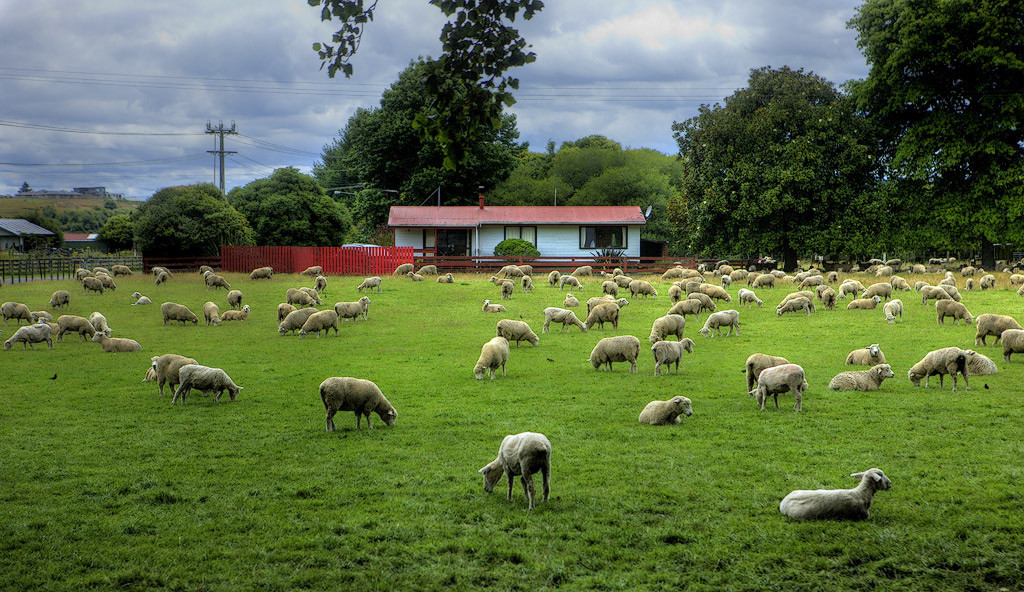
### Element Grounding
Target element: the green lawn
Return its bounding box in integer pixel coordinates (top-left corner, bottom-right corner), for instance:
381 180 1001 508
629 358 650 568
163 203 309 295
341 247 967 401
1 270 1023 591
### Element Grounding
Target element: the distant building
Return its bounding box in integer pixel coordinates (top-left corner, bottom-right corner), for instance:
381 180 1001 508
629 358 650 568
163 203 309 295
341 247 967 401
16 186 124 200
64 232 108 252
0 219 56 250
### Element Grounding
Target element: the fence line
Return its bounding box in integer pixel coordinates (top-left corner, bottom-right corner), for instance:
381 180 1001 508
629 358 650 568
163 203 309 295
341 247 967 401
1 256 143 284
220 246 414 275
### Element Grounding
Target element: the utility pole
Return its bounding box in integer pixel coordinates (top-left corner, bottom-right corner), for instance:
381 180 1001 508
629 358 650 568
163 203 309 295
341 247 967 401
206 121 237 193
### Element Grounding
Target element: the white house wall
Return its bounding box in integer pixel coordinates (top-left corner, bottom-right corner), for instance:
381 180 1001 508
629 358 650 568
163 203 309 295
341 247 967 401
397 225 641 257
394 228 423 249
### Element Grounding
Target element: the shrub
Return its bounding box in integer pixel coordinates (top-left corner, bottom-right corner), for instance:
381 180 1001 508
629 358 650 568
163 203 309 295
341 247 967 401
494 238 539 259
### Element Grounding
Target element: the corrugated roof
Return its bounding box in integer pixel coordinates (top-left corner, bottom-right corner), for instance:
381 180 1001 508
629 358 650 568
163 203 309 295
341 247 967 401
388 206 646 228
64 233 100 241
0 219 56 236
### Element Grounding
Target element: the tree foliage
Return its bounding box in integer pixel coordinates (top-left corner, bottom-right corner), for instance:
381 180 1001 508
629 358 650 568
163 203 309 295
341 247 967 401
228 167 352 246
132 184 252 257
98 214 134 251
494 237 539 259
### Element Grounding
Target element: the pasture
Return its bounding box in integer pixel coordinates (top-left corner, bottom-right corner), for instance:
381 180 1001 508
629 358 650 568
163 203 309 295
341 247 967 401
2 268 1023 591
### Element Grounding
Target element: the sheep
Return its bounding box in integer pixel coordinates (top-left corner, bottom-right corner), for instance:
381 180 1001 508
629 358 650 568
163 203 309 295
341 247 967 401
1019 283 1024 297
1001 329 1024 362
584 302 621 330
151 266 171 277
496 319 539 347
150 354 198 396
908 347 969 391
911 264 927 274
393 263 414 275
277 303 297 322
500 280 515 300
744 353 790 392
779 290 815 307
746 272 761 286
300 266 323 277
1011 274 1024 286
937 284 962 301
521 275 534 293
278 307 320 335
798 275 824 290
357 276 382 293
648 313 686 343
779 468 892 521
875 265 893 277
965 350 998 375
846 344 886 365
668 299 702 321
586 295 625 316
770 270 788 278
198 265 214 276
204 273 230 291
847 296 882 310
651 339 694 375
589 335 641 373
488 275 507 286
482 299 506 313
571 265 593 277
729 269 749 282
961 266 976 277
974 314 1023 345
320 377 397 430
335 296 371 322
47 290 70 311
939 276 956 287
751 363 807 411
698 283 730 302
406 271 425 282
417 264 438 275
31 310 53 323
313 275 328 295
131 292 152 305
717 264 734 277
699 310 739 338
661 267 685 281
221 305 250 322
474 336 510 379
889 276 911 291
88 311 111 335
56 315 97 342
517 265 533 277
75 268 93 280
299 309 339 338
601 280 619 297
883 299 904 323
286 288 316 308
3 323 53 350
639 396 693 422
92 332 141 352
668 284 684 304
683 280 705 295
964 278 974 290
776 296 814 317
299 287 322 305
686 292 716 313
562 294 579 308
914 281 930 291
613 275 634 288
624 279 656 300
478 432 551 510
226 290 243 310
160 302 199 326
437 273 454 283
559 275 583 291
154 271 169 286
920 285 952 305
542 307 586 333
249 266 274 280
499 265 525 278
862 282 893 301
819 287 837 311
935 300 973 325
826 271 839 284
173 364 243 404
828 364 895 391
547 270 561 287
2 302 32 325
82 277 105 295
94 274 117 291
751 274 775 289
734 288 762 308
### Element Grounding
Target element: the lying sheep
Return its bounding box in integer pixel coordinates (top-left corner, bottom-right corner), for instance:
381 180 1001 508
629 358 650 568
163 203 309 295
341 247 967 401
56 315 97 341
482 299 506 313
562 294 579 308
2 302 32 325
226 290 243 310
668 298 702 321
82 277 105 295
417 265 438 275
542 307 586 333
936 300 973 325
286 288 316 308
279 308 320 335
131 292 152 305
300 266 323 277
4 323 53 350
974 313 1023 345
651 339 694 375
437 273 454 283
882 299 903 323
88 311 111 335
151 354 198 397
846 344 886 365
154 271 169 286
474 336 510 379
779 468 891 521
393 263 414 275
649 314 686 343
500 280 515 300
299 309 339 338
589 335 641 373
320 377 397 430
602 280 618 297
478 432 551 510
220 305 250 322
744 353 790 392
560 275 583 291
584 302 620 330
92 332 141 352
406 271 425 282
161 302 199 326
49 290 70 311
908 347 969 390
173 364 243 404
277 303 297 322
920 285 952 305
699 310 739 338
357 276 382 293
828 364 895 391
249 266 274 280
1001 329 1024 362
496 319 540 347
737 288 763 308
847 295 882 310
777 296 814 317
335 296 371 322
628 280 658 300
751 363 807 411
639 396 693 423
966 350 998 375
862 282 893 301
548 270 561 287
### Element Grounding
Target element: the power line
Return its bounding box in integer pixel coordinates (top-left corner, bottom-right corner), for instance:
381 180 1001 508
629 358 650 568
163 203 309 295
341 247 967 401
0 119 204 136
0 154 208 167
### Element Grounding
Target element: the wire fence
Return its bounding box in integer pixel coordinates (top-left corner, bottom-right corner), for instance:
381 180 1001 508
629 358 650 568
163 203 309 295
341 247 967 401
0 256 143 284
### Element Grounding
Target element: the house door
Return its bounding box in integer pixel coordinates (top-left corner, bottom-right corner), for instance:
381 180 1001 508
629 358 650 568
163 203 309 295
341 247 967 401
436 229 469 256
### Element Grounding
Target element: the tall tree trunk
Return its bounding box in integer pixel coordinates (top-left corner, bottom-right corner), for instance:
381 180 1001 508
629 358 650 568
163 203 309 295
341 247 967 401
981 236 996 270
782 238 798 272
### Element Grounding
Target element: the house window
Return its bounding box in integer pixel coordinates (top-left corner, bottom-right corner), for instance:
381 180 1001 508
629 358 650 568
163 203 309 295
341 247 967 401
580 226 626 249
423 229 435 249
504 226 537 245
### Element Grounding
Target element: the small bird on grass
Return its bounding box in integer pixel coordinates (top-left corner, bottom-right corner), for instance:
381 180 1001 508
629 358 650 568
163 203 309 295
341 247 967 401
49 373 57 380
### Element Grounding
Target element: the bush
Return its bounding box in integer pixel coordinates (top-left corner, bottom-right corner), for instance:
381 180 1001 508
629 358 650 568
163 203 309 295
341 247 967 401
494 238 539 259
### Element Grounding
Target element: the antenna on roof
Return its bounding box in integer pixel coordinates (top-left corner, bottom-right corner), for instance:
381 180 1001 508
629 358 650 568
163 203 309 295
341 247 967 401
644 205 653 219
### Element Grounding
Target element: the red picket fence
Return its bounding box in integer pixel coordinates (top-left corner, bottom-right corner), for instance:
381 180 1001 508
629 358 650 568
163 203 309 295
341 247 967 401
220 246 414 276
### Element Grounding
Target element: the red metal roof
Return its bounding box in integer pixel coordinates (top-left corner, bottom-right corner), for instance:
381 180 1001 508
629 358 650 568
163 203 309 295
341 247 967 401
388 206 646 228
64 233 99 241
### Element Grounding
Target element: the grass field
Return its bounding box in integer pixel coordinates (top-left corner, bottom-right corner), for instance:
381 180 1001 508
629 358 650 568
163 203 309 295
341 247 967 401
2 269 1023 591
0 196 137 218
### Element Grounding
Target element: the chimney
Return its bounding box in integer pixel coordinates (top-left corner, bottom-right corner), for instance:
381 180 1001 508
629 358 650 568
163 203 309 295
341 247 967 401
478 186 485 209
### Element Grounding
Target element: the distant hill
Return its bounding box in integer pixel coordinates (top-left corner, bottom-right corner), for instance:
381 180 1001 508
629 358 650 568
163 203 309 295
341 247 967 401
0 195 139 233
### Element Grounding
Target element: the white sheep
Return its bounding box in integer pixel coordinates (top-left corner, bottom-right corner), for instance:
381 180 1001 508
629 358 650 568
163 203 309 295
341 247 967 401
613 275 634 288
478 432 551 510
300 265 323 276
744 353 790 392
828 364 895 391
965 350 998 375
151 354 198 397
521 275 533 293
908 347 969 391
92 332 142 352
779 468 891 521
111 264 133 276
547 270 561 287
249 266 274 280
571 265 593 277
559 275 583 291
750 363 807 411
751 274 775 289
583 302 620 330
203 301 221 326
698 283 731 302
299 310 339 338
496 319 539 347
798 275 824 290
482 299 506 313
889 275 911 291
628 279 658 299
161 302 199 325
49 290 70 310
30 311 53 323
882 299 903 323
499 280 515 300
979 274 996 290
562 294 579 308
601 280 619 297
88 311 111 335
226 290 244 309
974 314 1022 345
334 296 371 322
56 315 97 342
846 344 886 365
668 298 702 321
698 310 739 338
474 336 510 380
686 292 716 313
937 284 962 301
3 323 53 350
737 288 763 308
517 264 533 277
205 273 231 291
286 288 316 308
173 364 242 404
668 284 684 304
649 314 686 343
776 296 814 317
542 307 586 333
2 302 32 325
437 273 454 283
393 263 414 275
1001 329 1024 362
407 271 425 282
220 305 250 321
935 300 973 325
154 271 169 286
499 264 524 278
651 339 694 375
847 295 882 309
920 285 952 305
277 303 297 322
130 292 152 305
320 377 397 430
278 308 320 335
357 276 382 293
589 335 641 373
638 396 693 423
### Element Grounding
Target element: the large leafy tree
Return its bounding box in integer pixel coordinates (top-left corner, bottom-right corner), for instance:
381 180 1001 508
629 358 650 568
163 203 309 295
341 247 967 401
98 214 134 251
228 167 352 246
310 0 542 170
848 0 1024 268
133 183 252 257
672 66 879 270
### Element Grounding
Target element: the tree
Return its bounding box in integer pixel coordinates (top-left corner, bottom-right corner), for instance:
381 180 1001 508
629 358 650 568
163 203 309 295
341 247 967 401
98 214 134 251
228 167 353 246
310 0 542 170
22 208 62 250
18 182 30 193
132 183 252 257
672 66 879 270
848 0 1024 268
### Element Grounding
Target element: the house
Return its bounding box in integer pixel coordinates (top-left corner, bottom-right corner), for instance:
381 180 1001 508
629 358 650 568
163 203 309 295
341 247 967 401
0 219 56 250
64 232 108 252
388 197 646 258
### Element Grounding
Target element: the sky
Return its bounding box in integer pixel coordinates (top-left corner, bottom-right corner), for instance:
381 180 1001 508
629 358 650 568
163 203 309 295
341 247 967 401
0 0 871 199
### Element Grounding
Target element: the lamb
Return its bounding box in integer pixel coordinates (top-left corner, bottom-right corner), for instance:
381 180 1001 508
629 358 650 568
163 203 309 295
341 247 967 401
49 290 70 310
521 275 534 293
278 307 320 335
686 292 716 313
883 299 904 323
584 302 620 330
320 377 397 430
474 336 510 379
88 311 111 335
627 280 657 299
154 271 169 286
437 273 454 283
889 276 911 291
698 310 739 338
935 300 973 325
286 288 316 308
828 364 895 391
737 288 763 308
862 282 893 301
1001 329 1024 362
226 290 243 310
313 276 328 295
2 302 32 325
751 274 775 288
417 264 438 275
601 280 619 297
277 303 297 322
559 275 583 291
542 307 586 333
847 295 882 310
173 364 243 404
478 432 551 510
744 353 790 392
965 350 998 375
204 273 230 291
160 302 199 326
220 305 250 321
56 315 97 341
651 339 694 375
500 280 515 300
779 469 892 521
300 266 323 277
299 309 339 338
249 266 274 280
562 294 579 308
3 323 53 350
393 263 414 275
908 347 969 390
496 319 539 347
750 363 807 411
668 298 703 321
776 296 814 317
547 270 561 287
131 292 152 305
974 313 1023 345
571 265 593 277
334 296 371 322
357 276 382 293
589 335 641 373
846 344 886 365
649 314 686 343
698 283 730 302
407 271 425 282
639 396 693 422
920 285 952 305
482 299 506 313
82 277 105 295
92 332 142 352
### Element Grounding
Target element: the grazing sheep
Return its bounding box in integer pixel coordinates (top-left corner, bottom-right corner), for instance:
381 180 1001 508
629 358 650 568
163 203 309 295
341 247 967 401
698 310 739 338
173 364 243 404
542 307 586 333
908 347 969 390
935 300 973 325
407 271 425 282
730 269 749 282
601 280 619 297
286 288 316 308
614 275 634 288
220 305 250 321
920 285 952 305
249 266 274 280
1018 284 1024 297
965 278 975 290
559 275 583 291
547 270 561 287
300 266 323 277
277 303 297 323
686 292 716 313
828 364 895 391
437 273 454 283
939 276 956 287
584 302 620 331
488 275 507 286
965 350 998 375
744 353 790 392
130 292 152 305
562 294 579 308
779 290 815 307
883 299 904 323
154 271 169 286
496 319 539 347
819 287 837 311
862 282 893 301
847 296 882 310
320 377 397 430
826 271 839 284
667 284 684 304
1010 274 1024 286
334 296 371 322
779 469 891 521
31 311 53 323
150 354 198 397
661 267 685 281
474 336 510 379
204 273 230 291
750 363 807 412
478 432 551 510
974 314 1023 346
82 277 105 295
518 265 533 277
1001 329 1024 362
875 265 893 277
278 307 320 335
961 266 976 277
721 275 732 287
737 288 763 308
2 302 32 325
751 274 775 289
519 275 533 293
92 332 141 352
651 339 694 375
151 266 171 277
94 274 117 291
3 323 53 350
639 396 693 422
160 302 199 326
649 314 686 343
586 295 628 316
776 296 814 317
500 280 515 300
627 280 658 300
846 344 886 365
571 265 593 277
49 290 70 311
393 263 414 275
313 275 328 295
798 275 824 290
111 264 133 276
482 299 506 313
88 311 111 335
889 276 911 291
589 335 641 373
914 281 930 291
357 276 382 293
499 265 525 278
417 265 438 275
668 299 703 321
298 287 322 305
717 264 735 277
698 283 731 302
226 290 243 310
56 315 96 342
937 284 962 301
75 268 93 281
299 309 339 338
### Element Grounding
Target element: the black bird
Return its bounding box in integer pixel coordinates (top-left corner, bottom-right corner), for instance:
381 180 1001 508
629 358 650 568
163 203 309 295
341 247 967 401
984 383 989 389
49 373 57 380
546 358 555 362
